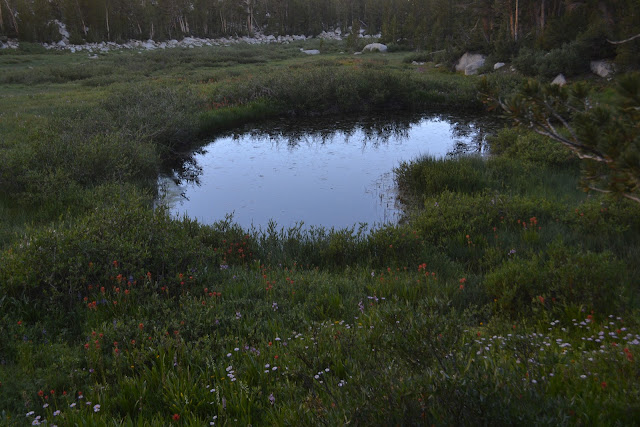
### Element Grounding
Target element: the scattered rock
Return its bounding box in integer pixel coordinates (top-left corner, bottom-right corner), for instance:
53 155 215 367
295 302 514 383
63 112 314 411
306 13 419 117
300 48 320 55
552 74 567 86
411 61 425 66
10 29 376 54
455 52 486 72
362 43 387 53
494 62 505 70
590 60 615 78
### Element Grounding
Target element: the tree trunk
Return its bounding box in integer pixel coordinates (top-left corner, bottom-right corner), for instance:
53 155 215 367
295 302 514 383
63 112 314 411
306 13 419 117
105 4 110 40
514 0 519 41
3 0 19 35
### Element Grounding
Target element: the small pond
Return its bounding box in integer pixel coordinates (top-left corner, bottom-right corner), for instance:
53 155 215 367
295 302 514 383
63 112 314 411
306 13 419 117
158 112 496 229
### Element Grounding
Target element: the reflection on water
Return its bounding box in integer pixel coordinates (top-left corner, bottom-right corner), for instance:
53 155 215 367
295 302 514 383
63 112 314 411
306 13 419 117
158 112 497 229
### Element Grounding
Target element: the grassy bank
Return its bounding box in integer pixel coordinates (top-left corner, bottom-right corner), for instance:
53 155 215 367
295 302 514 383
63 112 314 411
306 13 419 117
1 43 639 425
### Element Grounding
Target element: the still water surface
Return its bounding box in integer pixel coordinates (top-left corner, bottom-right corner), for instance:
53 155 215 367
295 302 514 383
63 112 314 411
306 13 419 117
159 113 493 229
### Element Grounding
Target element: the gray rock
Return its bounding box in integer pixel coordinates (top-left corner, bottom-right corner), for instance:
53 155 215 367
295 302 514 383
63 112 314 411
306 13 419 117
464 59 485 75
362 43 387 53
494 62 505 70
456 53 486 72
300 48 320 55
590 60 615 78
551 74 567 86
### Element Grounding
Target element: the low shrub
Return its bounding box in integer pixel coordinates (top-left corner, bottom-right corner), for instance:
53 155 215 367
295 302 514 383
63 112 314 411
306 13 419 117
484 242 626 317
488 127 578 167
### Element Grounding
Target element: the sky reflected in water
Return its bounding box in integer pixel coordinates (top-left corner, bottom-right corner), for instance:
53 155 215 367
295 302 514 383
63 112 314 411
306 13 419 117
159 113 493 229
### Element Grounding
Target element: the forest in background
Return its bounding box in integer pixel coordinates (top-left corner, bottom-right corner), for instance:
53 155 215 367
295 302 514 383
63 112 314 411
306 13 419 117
1 1 639 66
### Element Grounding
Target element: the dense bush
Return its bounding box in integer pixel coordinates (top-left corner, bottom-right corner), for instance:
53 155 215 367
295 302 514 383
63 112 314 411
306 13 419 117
485 242 626 317
512 41 592 78
488 127 578 167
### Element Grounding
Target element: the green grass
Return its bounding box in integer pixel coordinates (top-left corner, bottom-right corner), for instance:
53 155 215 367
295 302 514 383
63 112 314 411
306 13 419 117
1 43 639 425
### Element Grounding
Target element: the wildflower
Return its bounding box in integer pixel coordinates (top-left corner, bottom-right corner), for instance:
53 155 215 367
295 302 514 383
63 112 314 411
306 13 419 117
601 381 607 389
172 414 180 421
139 323 144 330
269 393 275 405
26 411 35 417
53 410 61 416
93 404 100 412
69 403 76 408
37 390 44 397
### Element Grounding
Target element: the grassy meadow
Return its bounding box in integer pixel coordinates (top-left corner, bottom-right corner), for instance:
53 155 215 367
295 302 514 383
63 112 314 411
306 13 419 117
1 41 639 425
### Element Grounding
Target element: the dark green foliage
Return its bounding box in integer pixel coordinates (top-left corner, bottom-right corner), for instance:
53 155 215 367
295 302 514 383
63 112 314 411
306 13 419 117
512 42 592 78
485 243 626 317
499 74 640 204
488 127 578 167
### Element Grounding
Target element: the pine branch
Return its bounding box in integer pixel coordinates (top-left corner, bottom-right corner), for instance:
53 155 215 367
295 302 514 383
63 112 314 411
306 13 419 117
607 33 640 45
